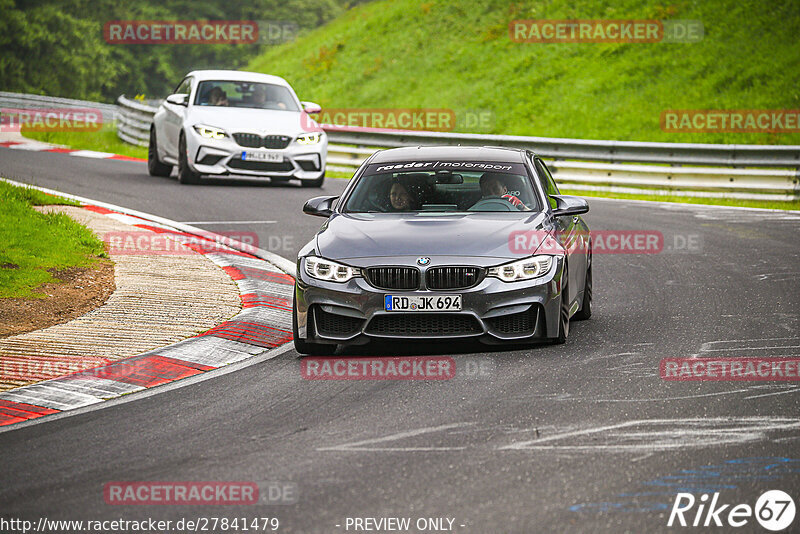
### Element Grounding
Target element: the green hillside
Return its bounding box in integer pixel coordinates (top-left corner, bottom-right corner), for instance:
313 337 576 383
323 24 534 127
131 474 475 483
248 0 800 144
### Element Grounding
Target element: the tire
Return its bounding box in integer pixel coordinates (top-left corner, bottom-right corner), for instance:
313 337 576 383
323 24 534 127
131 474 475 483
293 295 337 355
147 128 172 177
573 250 592 321
551 265 570 344
177 132 201 185
300 172 325 188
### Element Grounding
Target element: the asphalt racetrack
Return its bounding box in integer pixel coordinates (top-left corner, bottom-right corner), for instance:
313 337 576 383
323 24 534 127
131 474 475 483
1 147 799 533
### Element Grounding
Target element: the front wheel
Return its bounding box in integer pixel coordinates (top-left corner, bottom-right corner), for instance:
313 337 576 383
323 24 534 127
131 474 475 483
573 251 592 321
148 128 172 177
551 266 570 344
300 172 325 188
293 295 337 355
177 133 201 185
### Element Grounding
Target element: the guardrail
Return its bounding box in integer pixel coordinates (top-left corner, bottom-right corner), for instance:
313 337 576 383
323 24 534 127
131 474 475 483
0 91 118 123
117 95 158 147
29 93 800 201
327 144 799 201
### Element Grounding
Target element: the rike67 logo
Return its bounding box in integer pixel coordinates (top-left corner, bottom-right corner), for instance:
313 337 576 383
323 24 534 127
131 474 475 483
668 490 795 531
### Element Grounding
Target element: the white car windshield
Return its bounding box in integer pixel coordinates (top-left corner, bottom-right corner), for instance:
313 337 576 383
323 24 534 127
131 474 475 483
344 161 540 213
194 80 300 111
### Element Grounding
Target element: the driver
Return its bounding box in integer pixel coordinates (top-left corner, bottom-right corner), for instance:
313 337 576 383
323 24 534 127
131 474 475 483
388 182 416 211
479 172 527 209
208 86 228 106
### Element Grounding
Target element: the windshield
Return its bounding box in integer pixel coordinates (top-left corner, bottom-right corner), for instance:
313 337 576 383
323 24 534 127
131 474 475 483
193 80 300 111
343 161 540 213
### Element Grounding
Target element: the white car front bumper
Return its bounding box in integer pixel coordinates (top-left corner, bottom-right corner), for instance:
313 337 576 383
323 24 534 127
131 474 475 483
185 129 327 181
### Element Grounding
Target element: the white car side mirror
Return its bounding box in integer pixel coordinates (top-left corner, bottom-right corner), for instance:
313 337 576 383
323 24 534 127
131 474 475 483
301 101 321 114
165 94 188 106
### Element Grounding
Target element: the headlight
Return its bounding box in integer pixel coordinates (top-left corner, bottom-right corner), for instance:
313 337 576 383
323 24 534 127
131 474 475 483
304 256 360 282
297 132 322 145
193 125 227 139
487 255 554 282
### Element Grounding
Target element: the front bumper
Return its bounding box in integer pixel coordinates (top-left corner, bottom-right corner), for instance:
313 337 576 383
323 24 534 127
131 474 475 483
185 129 327 181
295 256 564 346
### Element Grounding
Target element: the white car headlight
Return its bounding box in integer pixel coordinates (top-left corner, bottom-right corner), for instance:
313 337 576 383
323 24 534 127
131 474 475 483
487 255 554 282
193 125 228 139
297 132 322 145
304 256 360 282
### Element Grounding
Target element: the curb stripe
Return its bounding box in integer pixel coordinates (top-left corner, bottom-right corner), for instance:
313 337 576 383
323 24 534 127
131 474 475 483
0 400 61 426
241 293 291 310
223 266 246 280
83 204 116 214
203 321 293 348
238 266 294 285
83 354 207 388
1 141 146 161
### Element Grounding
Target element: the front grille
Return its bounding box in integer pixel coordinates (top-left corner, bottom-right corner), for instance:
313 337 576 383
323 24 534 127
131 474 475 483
365 267 419 290
366 314 482 337
315 308 364 337
232 133 292 149
426 266 483 290
487 308 536 335
228 159 294 172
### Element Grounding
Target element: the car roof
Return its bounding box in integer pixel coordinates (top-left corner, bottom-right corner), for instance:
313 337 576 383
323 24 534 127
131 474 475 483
186 70 291 87
369 146 529 163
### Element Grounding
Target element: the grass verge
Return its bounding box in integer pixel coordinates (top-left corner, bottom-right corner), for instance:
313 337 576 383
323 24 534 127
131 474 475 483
0 180 109 298
22 123 147 160
248 0 800 145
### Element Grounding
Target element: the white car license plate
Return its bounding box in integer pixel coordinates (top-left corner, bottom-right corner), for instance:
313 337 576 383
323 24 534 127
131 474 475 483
242 151 282 162
384 295 462 312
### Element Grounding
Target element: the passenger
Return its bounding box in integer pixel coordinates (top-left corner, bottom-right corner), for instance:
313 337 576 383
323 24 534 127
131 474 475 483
479 172 527 209
389 182 416 211
252 84 286 110
208 87 228 106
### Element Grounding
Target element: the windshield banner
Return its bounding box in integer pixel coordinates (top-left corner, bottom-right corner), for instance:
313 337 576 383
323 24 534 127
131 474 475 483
366 161 528 175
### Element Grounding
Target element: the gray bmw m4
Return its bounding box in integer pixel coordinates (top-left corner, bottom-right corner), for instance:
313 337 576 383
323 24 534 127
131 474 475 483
293 146 592 355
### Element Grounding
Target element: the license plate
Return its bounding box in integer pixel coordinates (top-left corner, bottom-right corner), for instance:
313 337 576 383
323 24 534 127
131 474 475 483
242 151 282 162
384 294 462 312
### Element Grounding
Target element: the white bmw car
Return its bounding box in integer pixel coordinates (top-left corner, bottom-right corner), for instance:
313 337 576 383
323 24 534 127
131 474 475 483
148 69 327 187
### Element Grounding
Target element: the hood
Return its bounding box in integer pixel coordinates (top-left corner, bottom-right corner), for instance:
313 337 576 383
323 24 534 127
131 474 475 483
188 107 313 136
316 212 550 261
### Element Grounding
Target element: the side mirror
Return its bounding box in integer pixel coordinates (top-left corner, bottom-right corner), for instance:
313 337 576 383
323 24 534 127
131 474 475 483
301 101 322 114
551 195 589 217
303 195 338 218
165 93 188 106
